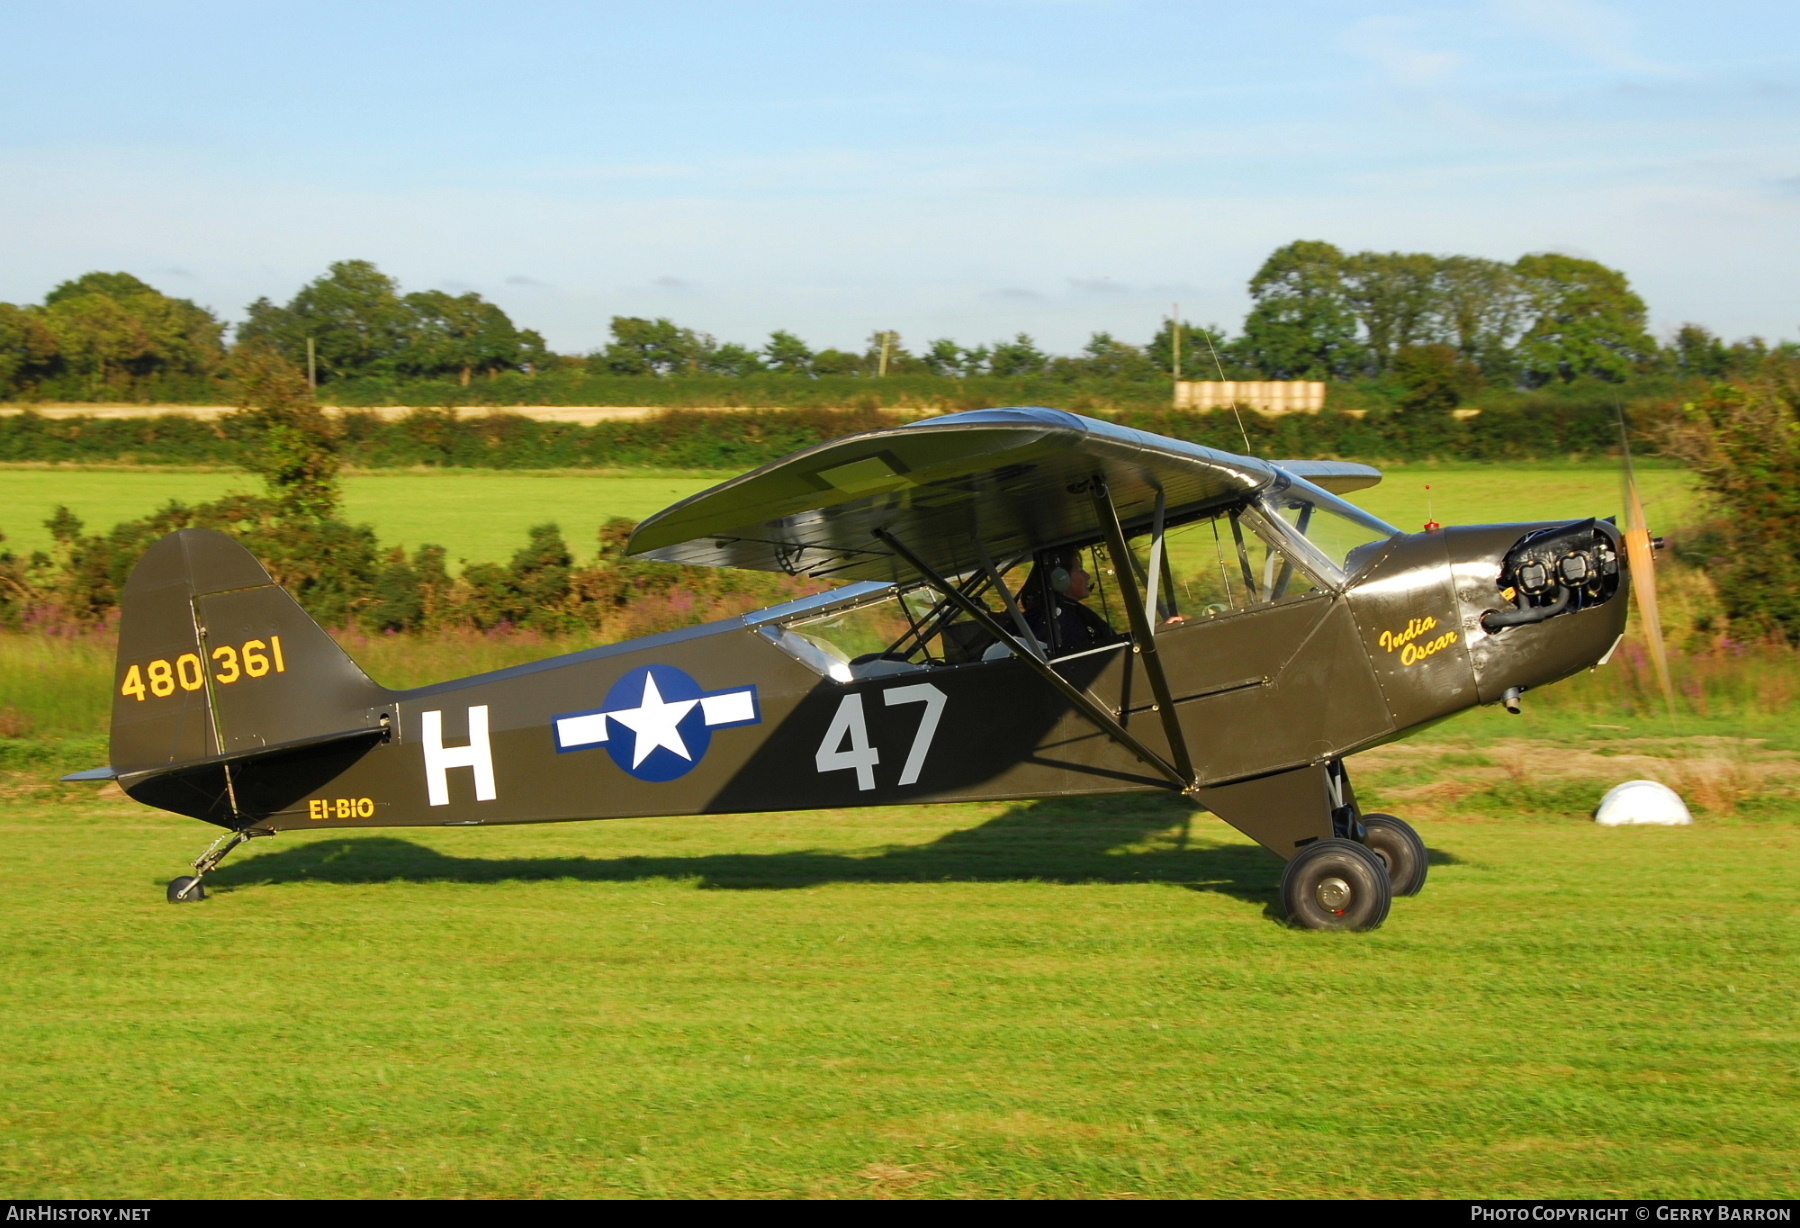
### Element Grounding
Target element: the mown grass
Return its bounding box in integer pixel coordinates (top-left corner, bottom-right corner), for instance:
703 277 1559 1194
0 468 730 564
3 634 1795 1197
1347 460 1697 537
0 763 1794 1198
0 461 1696 565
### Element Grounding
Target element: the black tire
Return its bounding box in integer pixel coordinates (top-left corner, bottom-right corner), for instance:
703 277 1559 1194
1280 838 1391 931
167 875 207 903
1360 813 1429 897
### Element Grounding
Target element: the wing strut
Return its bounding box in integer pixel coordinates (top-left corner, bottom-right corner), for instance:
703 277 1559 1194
1092 477 1198 788
872 527 1189 792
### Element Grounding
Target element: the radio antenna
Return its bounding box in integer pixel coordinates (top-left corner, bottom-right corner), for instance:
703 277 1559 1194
1201 328 1253 456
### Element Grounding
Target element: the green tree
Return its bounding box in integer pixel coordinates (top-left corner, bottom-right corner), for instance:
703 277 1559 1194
33 273 226 396
1343 251 1440 373
0 303 59 396
238 259 413 383
986 333 1048 377
1663 372 1800 643
227 344 341 520
762 330 814 375
813 348 863 376
1238 240 1363 379
1393 343 1483 414
1512 253 1655 385
1147 320 1234 377
1431 256 1529 377
597 316 710 376
43 271 160 304
1056 332 1157 381
701 342 764 376
403 290 547 384
921 338 992 377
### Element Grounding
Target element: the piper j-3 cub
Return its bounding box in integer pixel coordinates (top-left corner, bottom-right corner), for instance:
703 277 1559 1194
73 407 1633 929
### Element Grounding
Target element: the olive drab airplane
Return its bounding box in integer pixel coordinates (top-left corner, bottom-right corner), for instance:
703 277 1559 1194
70 407 1640 929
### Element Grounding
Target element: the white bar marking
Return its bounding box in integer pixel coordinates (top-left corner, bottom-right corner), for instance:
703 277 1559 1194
555 711 611 749
701 689 756 726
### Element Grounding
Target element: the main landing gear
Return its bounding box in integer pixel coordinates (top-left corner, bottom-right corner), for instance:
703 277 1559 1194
1281 839 1391 931
1360 812 1429 897
1277 761 1429 930
166 827 268 903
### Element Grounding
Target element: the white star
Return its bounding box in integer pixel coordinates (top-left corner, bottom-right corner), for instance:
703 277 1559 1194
606 673 700 769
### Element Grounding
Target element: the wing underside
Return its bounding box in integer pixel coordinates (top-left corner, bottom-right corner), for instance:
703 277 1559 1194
626 407 1286 582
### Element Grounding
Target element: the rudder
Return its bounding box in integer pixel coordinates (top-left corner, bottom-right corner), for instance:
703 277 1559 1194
111 528 389 777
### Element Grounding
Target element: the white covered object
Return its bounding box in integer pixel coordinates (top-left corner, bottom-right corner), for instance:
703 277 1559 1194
1594 780 1693 826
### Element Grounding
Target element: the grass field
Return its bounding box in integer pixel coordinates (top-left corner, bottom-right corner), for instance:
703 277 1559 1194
1 705 1795 1199
0 468 730 565
0 461 1701 565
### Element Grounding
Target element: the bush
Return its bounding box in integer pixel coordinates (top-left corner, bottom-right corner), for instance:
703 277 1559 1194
1662 369 1800 644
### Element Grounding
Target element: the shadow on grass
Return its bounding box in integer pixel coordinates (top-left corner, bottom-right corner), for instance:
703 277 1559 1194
210 794 1306 909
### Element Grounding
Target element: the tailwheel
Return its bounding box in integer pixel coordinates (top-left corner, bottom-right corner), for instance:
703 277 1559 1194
1280 838 1391 931
167 875 207 903
1360 813 1429 897
164 827 267 903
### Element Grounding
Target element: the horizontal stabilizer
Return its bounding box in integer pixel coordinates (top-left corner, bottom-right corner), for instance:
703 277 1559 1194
115 723 389 784
60 765 119 783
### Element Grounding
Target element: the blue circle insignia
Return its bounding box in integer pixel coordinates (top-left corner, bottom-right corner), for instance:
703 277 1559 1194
552 664 761 782
599 664 713 782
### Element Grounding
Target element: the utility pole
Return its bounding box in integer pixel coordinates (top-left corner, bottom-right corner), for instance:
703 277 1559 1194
306 337 317 392
878 330 894 377
1170 303 1181 409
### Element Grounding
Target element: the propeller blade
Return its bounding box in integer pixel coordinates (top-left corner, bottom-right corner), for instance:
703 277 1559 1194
1622 463 1677 715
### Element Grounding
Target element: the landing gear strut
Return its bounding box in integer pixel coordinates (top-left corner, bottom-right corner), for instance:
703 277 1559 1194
166 827 269 903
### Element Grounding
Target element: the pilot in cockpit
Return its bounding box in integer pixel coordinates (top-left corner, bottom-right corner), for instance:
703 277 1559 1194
1020 549 1123 656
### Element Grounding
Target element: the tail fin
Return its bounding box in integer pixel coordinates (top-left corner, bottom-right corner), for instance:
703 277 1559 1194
111 528 389 779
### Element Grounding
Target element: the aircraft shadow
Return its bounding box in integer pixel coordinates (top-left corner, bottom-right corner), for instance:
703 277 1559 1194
210 794 1305 910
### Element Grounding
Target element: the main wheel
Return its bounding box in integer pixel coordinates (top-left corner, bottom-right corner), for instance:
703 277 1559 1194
167 875 207 903
1360 813 1429 896
1280 838 1390 931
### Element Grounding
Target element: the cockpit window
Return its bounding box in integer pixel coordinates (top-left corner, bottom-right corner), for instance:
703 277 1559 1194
762 586 934 681
1262 480 1399 578
1153 505 1324 620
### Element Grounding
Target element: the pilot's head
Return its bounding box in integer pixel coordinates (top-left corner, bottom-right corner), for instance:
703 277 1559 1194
1047 550 1093 601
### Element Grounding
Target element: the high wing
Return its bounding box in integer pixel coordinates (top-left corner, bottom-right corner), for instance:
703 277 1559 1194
1269 459 1383 495
628 407 1296 582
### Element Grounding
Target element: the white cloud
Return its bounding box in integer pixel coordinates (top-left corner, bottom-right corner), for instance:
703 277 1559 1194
1342 15 1460 86
1490 0 1671 73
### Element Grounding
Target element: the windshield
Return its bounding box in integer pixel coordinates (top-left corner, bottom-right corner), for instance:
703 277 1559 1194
1263 478 1399 578
1152 506 1323 619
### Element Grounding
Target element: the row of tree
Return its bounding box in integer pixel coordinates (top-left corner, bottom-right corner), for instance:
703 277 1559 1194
1228 242 1782 386
1 248 1788 402
0 265 551 401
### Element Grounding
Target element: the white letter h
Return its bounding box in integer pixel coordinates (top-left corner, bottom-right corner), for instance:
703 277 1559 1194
422 705 497 806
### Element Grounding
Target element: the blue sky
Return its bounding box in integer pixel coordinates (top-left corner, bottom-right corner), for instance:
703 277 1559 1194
2 0 1795 354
